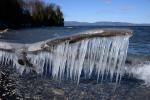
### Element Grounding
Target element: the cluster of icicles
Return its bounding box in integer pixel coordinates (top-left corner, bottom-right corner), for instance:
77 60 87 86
0 36 130 83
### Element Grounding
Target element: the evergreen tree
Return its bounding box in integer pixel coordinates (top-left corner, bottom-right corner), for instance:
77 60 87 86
0 0 64 28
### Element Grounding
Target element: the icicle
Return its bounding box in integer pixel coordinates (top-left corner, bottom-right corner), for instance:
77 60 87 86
0 34 131 84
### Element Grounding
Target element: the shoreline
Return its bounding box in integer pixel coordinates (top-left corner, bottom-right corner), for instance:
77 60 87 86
0 62 149 100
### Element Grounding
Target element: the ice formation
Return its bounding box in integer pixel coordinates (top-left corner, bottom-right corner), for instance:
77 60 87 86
125 61 150 84
0 29 131 83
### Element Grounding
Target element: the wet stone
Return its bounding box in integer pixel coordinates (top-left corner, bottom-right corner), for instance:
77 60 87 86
52 88 65 96
1 64 150 100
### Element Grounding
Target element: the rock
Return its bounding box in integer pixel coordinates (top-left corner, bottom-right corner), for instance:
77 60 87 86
33 95 43 100
81 91 85 95
46 29 133 46
52 88 65 96
0 28 9 34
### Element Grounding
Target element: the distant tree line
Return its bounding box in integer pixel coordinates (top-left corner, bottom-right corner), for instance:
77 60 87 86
0 0 64 29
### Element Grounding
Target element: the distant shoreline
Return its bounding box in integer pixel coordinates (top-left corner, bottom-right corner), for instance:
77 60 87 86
64 21 150 27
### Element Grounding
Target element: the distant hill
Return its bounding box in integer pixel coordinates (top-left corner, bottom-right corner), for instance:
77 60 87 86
65 21 150 26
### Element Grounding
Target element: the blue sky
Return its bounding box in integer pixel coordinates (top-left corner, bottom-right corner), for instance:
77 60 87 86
45 0 150 23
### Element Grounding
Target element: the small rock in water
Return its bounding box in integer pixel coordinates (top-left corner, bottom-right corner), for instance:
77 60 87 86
52 88 65 96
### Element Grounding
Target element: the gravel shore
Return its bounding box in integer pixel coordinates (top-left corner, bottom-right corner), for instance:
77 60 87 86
1 65 150 100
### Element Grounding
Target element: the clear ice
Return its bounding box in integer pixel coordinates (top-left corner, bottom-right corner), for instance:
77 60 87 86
0 35 130 84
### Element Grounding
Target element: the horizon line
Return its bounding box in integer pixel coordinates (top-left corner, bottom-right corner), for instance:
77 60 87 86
64 20 150 24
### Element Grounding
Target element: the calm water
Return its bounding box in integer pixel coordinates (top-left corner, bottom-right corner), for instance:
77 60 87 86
0 26 150 99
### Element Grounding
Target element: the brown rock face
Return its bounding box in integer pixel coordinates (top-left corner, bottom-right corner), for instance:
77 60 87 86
43 28 132 48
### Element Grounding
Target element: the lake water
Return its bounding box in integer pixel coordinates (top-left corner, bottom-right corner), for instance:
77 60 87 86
0 26 150 99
